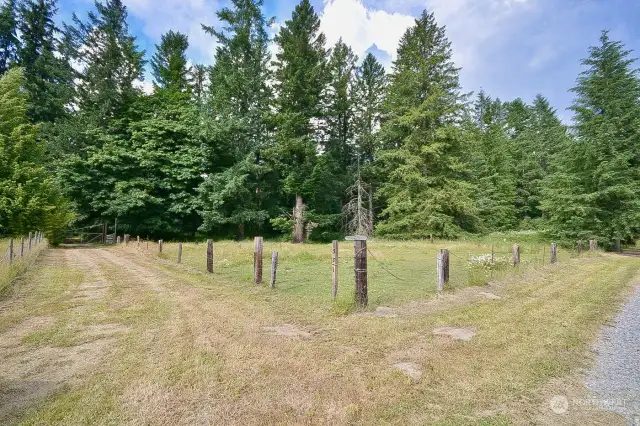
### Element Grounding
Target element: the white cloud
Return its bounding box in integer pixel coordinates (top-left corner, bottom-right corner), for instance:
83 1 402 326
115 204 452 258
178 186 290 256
134 78 155 95
319 0 414 63
123 0 220 64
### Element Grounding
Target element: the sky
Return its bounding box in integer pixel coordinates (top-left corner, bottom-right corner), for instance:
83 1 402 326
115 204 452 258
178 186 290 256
57 0 640 122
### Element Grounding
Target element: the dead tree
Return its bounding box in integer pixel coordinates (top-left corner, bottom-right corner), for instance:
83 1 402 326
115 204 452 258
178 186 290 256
342 171 372 237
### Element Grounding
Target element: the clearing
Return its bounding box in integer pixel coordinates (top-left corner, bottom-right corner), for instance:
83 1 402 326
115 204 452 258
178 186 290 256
0 241 638 425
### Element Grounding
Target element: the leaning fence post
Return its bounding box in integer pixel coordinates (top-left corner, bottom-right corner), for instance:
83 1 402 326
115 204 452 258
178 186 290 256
158 240 163 253
254 237 263 285
207 239 213 273
513 244 520 266
589 239 597 251
20 237 24 258
437 250 444 292
178 243 182 264
577 240 583 255
28 232 32 251
354 238 368 306
332 240 339 300
270 251 278 289
443 249 450 283
550 243 557 264
8 238 13 264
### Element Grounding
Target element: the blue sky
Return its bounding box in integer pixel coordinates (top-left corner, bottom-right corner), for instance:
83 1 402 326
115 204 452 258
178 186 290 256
57 0 640 121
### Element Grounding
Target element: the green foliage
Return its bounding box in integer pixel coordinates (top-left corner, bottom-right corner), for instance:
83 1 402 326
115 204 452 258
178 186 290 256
0 68 71 237
0 0 18 75
542 31 640 246
151 30 190 91
376 11 478 239
18 0 73 122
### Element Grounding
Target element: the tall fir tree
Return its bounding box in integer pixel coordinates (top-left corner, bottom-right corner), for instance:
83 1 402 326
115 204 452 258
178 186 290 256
271 0 327 242
189 63 209 107
352 52 387 166
66 0 145 124
542 31 640 244
18 0 73 122
198 0 275 239
151 30 190 92
468 91 517 231
0 0 18 75
376 11 478 238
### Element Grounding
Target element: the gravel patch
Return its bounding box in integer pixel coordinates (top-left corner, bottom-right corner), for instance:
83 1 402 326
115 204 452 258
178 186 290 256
586 284 640 423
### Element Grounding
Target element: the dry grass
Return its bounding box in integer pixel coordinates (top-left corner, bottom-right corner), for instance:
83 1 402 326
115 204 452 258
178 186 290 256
0 238 47 296
0 241 635 425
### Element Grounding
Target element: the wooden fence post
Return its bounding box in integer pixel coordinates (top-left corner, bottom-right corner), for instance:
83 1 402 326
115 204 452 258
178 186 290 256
577 240 583 255
615 238 621 253
550 243 557 264
158 240 163 253
270 251 278 289
513 244 520 266
589 239 597 251
442 249 450 284
28 232 32 251
124 234 129 246
178 243 182 264
20 237 24 258
332 240 339 300
437 250 444 292
137 236 140 249
8 238 13 264
207 239 213 273
116 236 121 244
146 239 149 250
354 239 368 306
254 237 263 285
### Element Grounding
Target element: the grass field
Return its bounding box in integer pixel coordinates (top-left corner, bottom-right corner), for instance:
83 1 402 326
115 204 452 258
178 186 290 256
132 238 575 314
0 239 634 425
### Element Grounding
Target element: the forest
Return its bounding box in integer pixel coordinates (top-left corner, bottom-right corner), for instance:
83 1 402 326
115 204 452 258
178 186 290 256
1 0 639 247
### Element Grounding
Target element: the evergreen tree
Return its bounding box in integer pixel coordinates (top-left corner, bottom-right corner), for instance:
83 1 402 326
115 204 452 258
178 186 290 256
151 30 190 92
376 11 478 238
198 0 275 239
271 0 327 242
66 0 145 124
322 38 357 166
189 63 209 107
468 91 517 231
542 31 640 244
0 68 71 240
352 52 387 166
0 0 18 75
18 0 73 122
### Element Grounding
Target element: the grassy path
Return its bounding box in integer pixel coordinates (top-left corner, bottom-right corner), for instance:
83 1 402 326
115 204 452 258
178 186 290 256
0 246 638 425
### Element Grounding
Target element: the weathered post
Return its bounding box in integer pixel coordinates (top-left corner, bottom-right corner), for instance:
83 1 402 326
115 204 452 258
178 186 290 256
158 240 163 253
550 243 557 264
577 240 583 255
353 238 368 306
124 234 130 246
28 232 32 251
513 244 520 266
437 250 445 292
8 238 13 264
206 239 213 273
332 240 339 300
270 251 278 289
146 239 149 250
442 249 450 284
589 239 597 251
178 243 183 264
254 236 263 285
20 237 24 258
615 238 621 253
103 223 107 244
116 236 121 244
137 236 140 249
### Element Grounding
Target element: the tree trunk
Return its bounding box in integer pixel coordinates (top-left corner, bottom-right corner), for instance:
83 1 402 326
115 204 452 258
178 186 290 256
292 194 305 244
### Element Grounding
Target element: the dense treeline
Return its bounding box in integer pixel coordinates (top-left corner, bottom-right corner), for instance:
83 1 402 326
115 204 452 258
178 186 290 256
1 0 639 247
